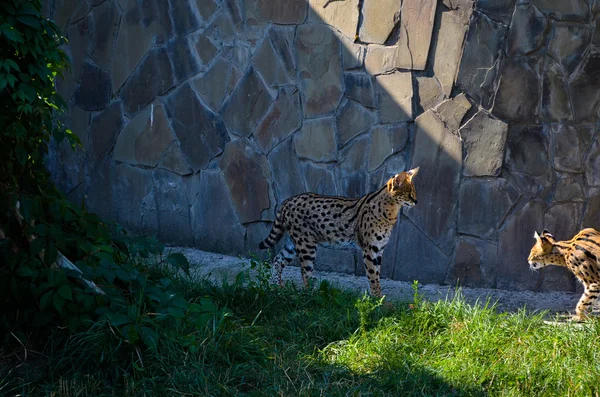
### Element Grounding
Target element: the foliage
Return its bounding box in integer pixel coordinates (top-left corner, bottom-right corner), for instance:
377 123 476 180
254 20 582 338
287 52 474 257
0 0 221 359
3 271 600 396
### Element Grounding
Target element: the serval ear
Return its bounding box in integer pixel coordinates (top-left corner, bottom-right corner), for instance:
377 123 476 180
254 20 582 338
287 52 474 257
405 167 419 181
542 229 553 238
534 231 541 241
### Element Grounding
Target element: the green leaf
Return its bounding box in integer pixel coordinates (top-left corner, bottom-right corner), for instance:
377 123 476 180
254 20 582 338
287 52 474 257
16 265 36 278
58 285 73 301
17 15 40 29
166 253 190 276
29 237 46 256
40 290 53 309
167 307 185 319
105 312 131 327
1 26 24 43
4 59 20 72
52 293 65 312
140 327 158 351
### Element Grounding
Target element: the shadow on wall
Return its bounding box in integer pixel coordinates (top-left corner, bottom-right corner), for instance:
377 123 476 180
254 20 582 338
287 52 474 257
45 0 600 292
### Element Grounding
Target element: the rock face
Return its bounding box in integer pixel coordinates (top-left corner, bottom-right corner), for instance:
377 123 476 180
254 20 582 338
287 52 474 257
47 0 600 293
295 24 343 118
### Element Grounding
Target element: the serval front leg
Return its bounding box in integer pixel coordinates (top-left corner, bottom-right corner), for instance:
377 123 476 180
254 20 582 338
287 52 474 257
574 283 600 322
362 245 384 297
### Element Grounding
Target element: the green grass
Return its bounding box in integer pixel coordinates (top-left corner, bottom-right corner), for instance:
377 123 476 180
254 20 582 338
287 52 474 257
2 267 600 397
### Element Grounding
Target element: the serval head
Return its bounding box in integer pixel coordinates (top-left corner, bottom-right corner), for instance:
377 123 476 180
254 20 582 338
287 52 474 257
527 229 564 270
386 167 419 207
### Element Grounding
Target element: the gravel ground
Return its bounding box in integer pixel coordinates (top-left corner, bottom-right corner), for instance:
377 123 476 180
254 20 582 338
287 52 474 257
168 247 596 319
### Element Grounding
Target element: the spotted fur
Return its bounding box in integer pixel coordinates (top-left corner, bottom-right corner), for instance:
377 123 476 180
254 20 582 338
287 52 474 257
259 167 420 296
528 228 600 321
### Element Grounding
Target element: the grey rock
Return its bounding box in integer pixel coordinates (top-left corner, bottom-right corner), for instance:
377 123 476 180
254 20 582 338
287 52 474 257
476 0 516 24
569 48 600 122
195 0 218 21
585 138 600 187
191 169 246 255
88 102 124 171
120 47 175 118
191 57 230 113
376 72 413 123
244 0 308 25
111 0 172 92
294 118 338 162
446 237 497 288
169 36 201 83
153 169 194 246
114 103 175 168
532 0 589 20
443 0 475 23
164 83 229 172
548 22 592 76
53 0 85 31
89 0 120 70
582 188 600 228
497 200 546 290
205 8 236 47
112 163 158 236
336 101 377 147
506 1 547 57
296 24 343 118
431 11 468 96
245 222 272 260
316 246 357 275
541 56 573 122
341 34 366 70
368 124 408 172
308 0 359 39
389 218 450 284
554 173 585 202
406 110 462 242
55 45 78 101
218 139 273 224
460 109 508 177
267 27 296 77
85 161 115 220
365 45 399 75
417 76 445 112
158 143 192 176
224 0 243 28
578 124 597 151
170 0 202 36
458 178 519 238
252 34 293 87
302 163 337 196
505 125 550 178
339 134 369 175
268 137 306 200
345 72 376 108
434 93 473 132
255 87 302 154
359 0 401 44
193 33 219 67
73 61 111 111
394 0 438 70
456 11 506 108
551 124 582 172
493 57 540 122
221 67 273 137
340 172 368 198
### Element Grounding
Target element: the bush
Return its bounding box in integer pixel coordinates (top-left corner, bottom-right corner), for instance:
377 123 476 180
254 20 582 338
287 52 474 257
0 0 220 357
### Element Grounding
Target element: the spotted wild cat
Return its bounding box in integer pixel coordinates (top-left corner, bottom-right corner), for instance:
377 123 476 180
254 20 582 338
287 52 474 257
259 167 419 297
528 228 600 321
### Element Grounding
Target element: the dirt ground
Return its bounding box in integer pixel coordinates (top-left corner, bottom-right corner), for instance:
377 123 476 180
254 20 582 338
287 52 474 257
170 247 595 319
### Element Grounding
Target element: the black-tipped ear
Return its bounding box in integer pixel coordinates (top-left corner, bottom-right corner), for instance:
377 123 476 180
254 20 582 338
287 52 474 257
542 229 553 238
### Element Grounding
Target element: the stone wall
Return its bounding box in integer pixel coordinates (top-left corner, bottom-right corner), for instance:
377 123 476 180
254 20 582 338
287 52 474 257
45 0 600 291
